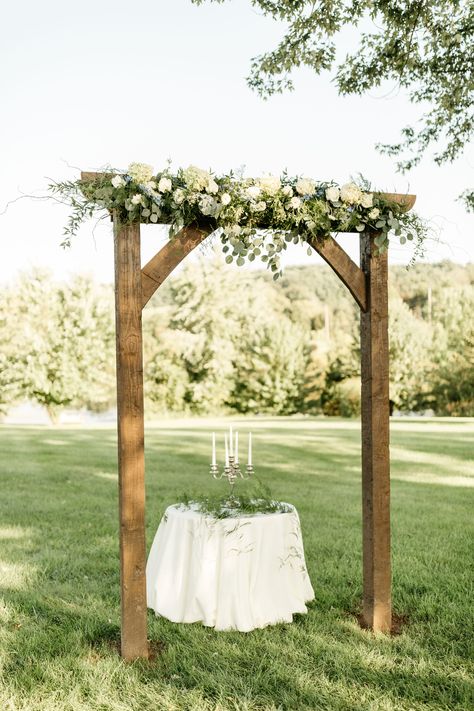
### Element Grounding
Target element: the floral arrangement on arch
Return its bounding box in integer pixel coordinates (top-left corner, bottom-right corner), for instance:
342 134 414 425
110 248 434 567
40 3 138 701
51 162 427 279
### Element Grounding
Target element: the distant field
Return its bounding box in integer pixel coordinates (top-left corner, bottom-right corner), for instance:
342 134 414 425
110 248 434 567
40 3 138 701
0 417 473 710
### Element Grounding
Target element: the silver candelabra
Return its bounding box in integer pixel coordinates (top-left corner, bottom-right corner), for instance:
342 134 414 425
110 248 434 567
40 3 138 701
209 429 254 497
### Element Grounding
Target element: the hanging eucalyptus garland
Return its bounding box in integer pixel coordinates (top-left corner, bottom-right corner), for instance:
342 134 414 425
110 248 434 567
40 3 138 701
50 162 428 279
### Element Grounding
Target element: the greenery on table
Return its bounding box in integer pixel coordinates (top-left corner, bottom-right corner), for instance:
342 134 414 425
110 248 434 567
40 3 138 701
50 162 427 277
2 260 474 420
193 0 474 210
1 417 473 710
178 481 293 518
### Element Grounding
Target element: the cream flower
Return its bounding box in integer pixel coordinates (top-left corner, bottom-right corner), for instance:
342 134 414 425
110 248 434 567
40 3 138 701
282 185 293 197
221 193 231 206
173 189 185 205
158 177 172 193
369 207 380 220
296 178 316 196
128 162 154 184
258 175 281 195
247 185 261 199
206 179 219 194
183 165 210 191
227 224 242 236
340 182 363 204
360 192 374 208
131 193 143 205
111 175 125 188
325 186 340 203
289 196 302 209
254 201 267 212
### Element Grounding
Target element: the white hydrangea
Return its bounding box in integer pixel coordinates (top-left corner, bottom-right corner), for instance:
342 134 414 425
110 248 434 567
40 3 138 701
296 178 316 196
199 195 217 215
282 185 293 197
258 176 281 195
289 196 302 209
128 162 154 184
360 192 374 208
158 177 172 193
340 182 363 204
183 165 211 191
221 193 231 206
369 208 380 220
173 189 185 205
325 186 340 203
111 175 125 188
246 185 261 199
131 193 143 205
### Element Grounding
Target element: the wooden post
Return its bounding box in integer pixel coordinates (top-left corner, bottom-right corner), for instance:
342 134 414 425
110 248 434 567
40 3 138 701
114 217 148 659
360 232 391 633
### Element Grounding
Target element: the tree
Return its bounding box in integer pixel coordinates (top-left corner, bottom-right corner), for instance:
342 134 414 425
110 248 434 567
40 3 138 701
3 270 115 422
193 0 474 208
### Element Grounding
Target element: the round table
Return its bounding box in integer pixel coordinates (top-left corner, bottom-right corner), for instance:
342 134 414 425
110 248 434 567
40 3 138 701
146 503 314 632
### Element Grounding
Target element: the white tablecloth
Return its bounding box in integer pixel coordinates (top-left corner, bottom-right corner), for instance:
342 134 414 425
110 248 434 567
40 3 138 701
146 503 314 632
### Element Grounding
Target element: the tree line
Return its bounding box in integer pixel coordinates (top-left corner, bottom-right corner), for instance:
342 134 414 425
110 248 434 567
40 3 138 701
1 258 473 421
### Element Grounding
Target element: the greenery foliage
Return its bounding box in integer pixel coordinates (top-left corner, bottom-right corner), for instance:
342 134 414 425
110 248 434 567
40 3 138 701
0 271 115 422
50 163 428 277
2 260 474 420
178 480 293 518
193 0 474 209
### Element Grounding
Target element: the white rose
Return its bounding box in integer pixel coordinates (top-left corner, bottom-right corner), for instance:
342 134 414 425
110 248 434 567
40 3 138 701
228 224 242 236
369 208 380 220
173 189 185 205
325 186 340 203
296 178 316 196
289 196 302 209
254 201 267 212
340 182 363 204
360 192 374 208
246 185 261 199
131 194 143 205
282 185 293 197
158 177 172 193
206 179 219 194
221 193 231 206
258 175 281 195
111 175 125 188
128 162 154 184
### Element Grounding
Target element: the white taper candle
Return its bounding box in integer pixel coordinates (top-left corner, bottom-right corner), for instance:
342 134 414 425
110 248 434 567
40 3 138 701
235 431 239 464
212 432 216 465
229 425 233 457
224 433 229 466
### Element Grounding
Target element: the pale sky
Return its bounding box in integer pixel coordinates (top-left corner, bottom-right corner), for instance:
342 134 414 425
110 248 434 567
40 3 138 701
1 0 472 286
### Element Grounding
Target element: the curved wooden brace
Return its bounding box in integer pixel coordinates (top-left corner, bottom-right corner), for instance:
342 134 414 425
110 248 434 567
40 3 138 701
307 236 367 311
141 226 212 308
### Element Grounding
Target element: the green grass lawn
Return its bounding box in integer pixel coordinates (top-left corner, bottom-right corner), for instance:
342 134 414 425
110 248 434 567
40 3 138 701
0 417 473 710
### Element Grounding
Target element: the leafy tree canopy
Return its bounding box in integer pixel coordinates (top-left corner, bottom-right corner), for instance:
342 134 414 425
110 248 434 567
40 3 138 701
193 0 474 208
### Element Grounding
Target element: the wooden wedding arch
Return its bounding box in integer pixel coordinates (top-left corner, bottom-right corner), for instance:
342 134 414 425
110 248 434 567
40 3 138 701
82 172 415 660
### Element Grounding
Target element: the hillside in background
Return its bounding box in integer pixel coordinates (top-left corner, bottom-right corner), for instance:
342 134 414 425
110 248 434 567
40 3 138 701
2 260 474 420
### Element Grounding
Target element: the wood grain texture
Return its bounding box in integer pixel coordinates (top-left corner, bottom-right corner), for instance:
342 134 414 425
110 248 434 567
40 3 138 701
307 235 367 311
141 226 212 308
114 216 148 660
359 232 391 633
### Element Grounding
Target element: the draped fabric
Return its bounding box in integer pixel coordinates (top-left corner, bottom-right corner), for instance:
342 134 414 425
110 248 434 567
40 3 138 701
146 504 314 632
